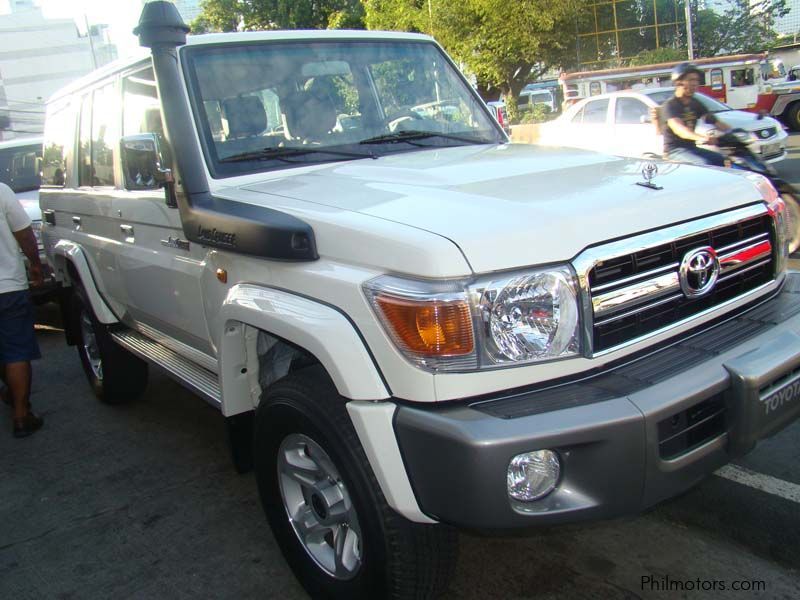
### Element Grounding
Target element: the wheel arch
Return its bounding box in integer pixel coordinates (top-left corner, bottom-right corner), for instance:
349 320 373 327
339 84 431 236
218 283 390 418
51 241 118 325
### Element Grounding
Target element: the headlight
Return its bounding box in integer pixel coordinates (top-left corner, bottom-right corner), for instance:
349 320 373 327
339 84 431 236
363 265 581 372
471 266 580 365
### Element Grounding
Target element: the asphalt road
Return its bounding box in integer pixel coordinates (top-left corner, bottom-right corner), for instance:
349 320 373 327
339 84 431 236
3 138 800 599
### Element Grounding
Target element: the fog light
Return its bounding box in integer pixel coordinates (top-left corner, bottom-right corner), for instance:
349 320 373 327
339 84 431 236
507 450 560 501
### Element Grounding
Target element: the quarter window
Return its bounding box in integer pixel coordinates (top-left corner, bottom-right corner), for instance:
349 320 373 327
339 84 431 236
42 99 75 187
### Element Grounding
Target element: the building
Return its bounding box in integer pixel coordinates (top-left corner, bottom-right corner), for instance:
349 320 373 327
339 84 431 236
576 1 688 70
0 0 117 140
174 0 203 24
773 0 800 37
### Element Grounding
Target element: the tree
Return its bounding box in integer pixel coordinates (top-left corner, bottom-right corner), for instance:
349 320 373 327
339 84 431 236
192 0 365 33
628 47 686 66
693 0 788 57
365 0 582 123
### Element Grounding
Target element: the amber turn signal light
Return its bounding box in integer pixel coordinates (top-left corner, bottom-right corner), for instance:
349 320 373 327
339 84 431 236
375 295 474 356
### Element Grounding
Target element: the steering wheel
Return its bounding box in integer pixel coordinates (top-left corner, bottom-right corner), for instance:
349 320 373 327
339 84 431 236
386 109 425 132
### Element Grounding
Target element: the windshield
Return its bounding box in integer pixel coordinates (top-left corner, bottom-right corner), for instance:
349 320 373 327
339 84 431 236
646 89 731 112
0 143 41 193
185 40 503 177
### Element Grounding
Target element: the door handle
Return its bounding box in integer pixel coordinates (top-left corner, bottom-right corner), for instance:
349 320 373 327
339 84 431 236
43 209 55 225
72 216 81 229
120 224 134 239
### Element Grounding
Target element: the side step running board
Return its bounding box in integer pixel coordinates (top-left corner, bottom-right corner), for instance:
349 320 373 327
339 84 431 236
111 329 221 407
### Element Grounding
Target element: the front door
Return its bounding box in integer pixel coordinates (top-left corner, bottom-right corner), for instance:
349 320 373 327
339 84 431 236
113 66 213 355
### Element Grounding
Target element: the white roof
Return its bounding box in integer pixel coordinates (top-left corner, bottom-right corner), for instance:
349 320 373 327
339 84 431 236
0 136 43 150
47 29 434 104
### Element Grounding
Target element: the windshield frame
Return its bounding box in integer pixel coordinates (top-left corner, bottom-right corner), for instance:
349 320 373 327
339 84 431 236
181 39 506 180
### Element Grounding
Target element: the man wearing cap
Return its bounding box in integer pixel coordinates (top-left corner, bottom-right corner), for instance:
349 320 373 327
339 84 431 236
663 62 731 167
0 181 44 437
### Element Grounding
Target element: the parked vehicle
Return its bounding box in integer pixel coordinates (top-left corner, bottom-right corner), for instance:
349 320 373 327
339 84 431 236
42 3 800 598
561 53 800 130
517 88 556 113
0 136 57 297
486 99 510 132
539 88 788 164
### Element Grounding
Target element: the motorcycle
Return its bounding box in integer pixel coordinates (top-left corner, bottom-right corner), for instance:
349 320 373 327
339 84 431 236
707 125 800 255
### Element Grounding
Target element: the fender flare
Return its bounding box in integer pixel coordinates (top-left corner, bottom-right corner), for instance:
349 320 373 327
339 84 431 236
218 284 390 417
771 92 800 116
50 241 118 325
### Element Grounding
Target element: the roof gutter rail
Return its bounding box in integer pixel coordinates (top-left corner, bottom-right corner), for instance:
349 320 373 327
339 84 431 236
133 1 318 261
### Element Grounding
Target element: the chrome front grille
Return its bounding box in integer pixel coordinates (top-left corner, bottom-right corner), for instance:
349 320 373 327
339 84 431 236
577 206 777 354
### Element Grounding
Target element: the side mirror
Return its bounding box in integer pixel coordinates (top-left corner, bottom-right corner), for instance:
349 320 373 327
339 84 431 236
120 133 177 207
639 114 651 124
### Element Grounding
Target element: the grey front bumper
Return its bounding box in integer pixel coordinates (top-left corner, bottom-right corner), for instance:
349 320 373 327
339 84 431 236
394 274 800 530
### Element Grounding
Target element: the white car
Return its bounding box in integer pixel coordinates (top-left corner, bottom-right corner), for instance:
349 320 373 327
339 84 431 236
0 136 56 296
539 88 788 163
40 2 800 597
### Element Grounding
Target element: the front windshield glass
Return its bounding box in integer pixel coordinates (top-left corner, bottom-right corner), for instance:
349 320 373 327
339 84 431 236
185 40 503 177
0 143 41 193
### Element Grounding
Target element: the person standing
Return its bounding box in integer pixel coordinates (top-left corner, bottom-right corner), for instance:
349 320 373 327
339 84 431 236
0 181 43 437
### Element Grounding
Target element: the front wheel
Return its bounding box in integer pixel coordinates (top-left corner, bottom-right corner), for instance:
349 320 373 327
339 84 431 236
254 367 458 599
785 103 800 132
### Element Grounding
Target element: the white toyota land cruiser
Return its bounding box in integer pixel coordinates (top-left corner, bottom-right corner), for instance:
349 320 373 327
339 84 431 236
42 2 800 598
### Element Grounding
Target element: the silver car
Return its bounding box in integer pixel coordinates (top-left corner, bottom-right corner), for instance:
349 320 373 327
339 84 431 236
539 88 789 163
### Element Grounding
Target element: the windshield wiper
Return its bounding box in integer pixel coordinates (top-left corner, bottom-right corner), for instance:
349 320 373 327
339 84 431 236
359 130 496 146
220 146 376 164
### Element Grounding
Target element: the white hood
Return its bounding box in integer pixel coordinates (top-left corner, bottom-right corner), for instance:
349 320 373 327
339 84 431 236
241 144 763 273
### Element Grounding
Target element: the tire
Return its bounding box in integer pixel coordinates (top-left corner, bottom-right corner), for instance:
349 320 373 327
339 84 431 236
785 103 800 132
72 285 148 404
254 366 458 599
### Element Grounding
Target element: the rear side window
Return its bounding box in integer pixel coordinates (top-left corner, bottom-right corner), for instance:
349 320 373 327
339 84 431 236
42 99 75 187
0 143 41 193
91 83 118 186
730 68 754 88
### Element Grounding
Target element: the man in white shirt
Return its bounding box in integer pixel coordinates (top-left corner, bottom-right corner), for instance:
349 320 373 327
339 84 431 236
0 181 44 437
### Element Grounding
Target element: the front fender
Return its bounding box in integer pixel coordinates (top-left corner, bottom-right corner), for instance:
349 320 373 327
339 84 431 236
218 284 389 416
51 241 118 325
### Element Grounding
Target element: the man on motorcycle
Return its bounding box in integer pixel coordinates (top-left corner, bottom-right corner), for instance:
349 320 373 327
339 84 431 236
663 62 731 166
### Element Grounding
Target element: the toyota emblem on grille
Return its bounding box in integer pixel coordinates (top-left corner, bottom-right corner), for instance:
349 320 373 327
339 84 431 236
679 246 720 298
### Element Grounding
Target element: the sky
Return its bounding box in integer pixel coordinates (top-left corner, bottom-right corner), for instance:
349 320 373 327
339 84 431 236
1 0 146 57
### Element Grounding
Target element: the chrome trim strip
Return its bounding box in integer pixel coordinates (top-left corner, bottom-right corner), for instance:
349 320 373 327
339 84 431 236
717 258 772 283
719 240 772 274
593 272 680 317
591 262 679 293
592 280 778 357
595 293 683 327
716 232 769 255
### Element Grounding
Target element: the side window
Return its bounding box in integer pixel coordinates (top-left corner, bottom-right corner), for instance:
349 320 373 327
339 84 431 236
91 83 118 187
570 105 585 123
42 99 75 187
582 99 609 124
730 68 754 88
123 67 163 136
78 94 92 187
615 98 649 125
